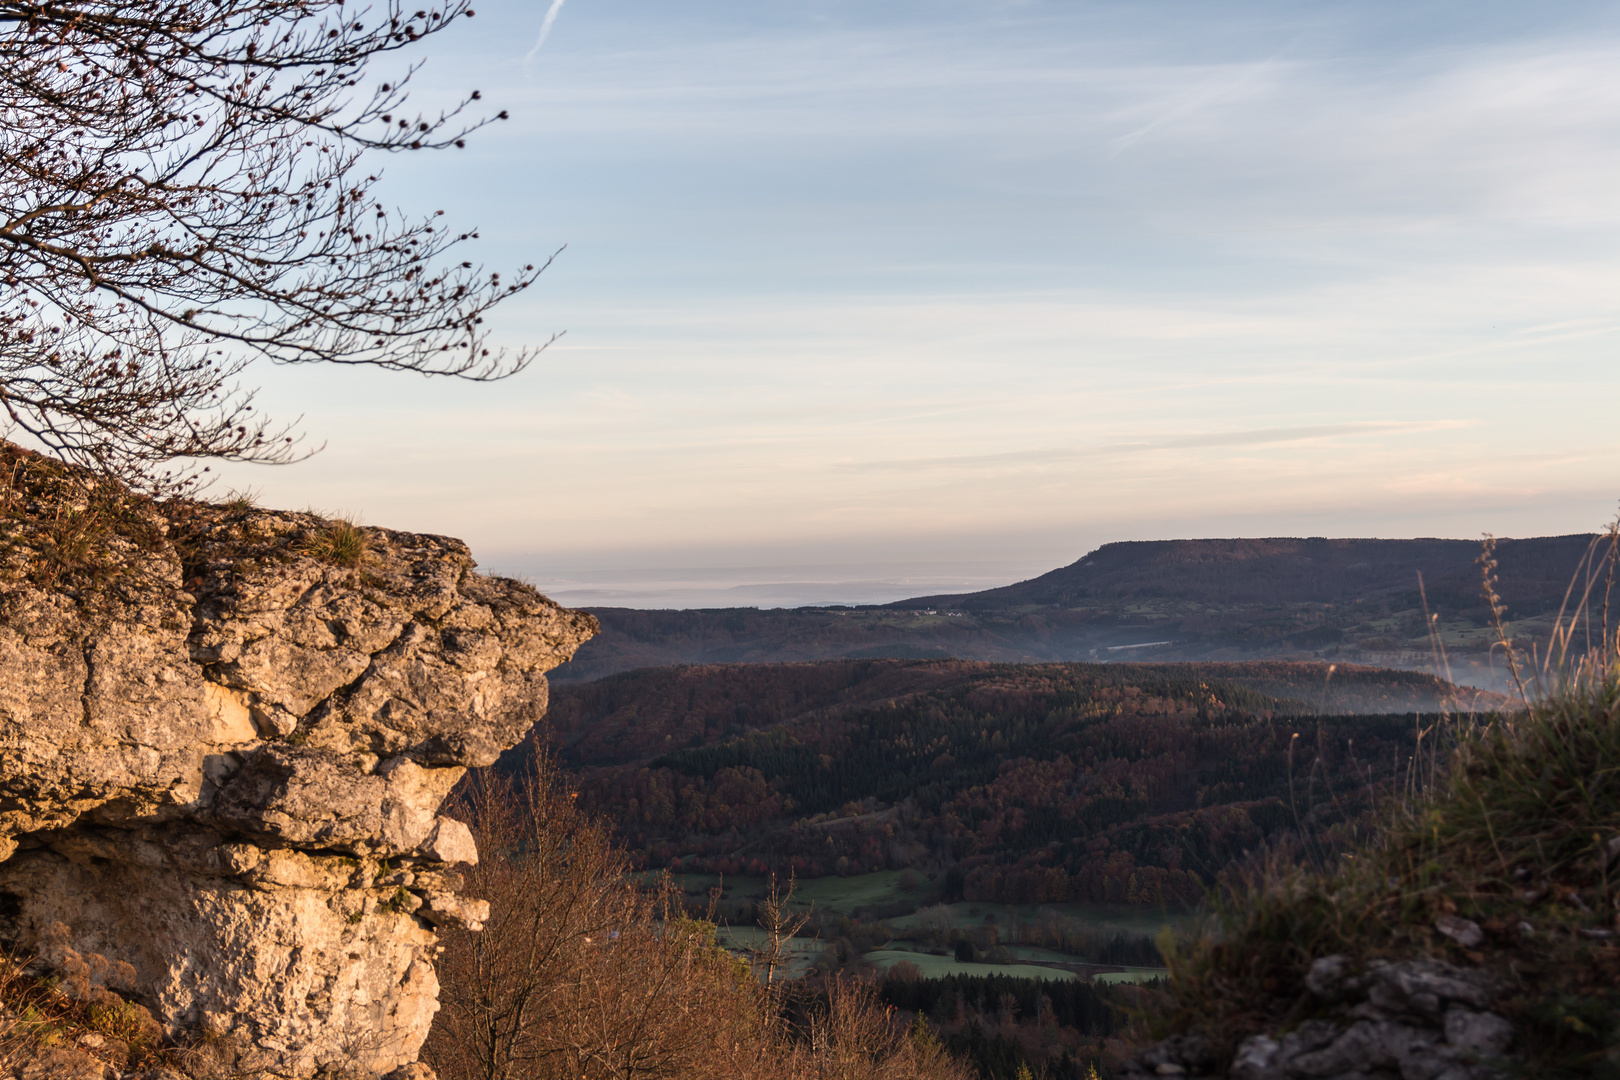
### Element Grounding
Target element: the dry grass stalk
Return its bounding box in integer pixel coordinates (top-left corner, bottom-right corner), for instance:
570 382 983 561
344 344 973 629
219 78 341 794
0 926 168 1077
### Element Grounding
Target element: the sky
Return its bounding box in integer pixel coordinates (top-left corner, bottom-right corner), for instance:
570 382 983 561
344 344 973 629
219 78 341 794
212 0 1620 607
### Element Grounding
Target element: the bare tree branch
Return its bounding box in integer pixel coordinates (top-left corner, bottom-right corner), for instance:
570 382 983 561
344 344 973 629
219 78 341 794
0 1 556 492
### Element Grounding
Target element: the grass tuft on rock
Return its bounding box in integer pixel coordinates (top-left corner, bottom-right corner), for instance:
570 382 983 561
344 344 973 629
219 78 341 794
303 518 367 567
1152 655 1620 1078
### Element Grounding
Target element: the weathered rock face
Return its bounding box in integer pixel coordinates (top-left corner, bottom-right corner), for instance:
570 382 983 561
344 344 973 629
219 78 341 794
1123 955 1513 1080
0 501 594 1078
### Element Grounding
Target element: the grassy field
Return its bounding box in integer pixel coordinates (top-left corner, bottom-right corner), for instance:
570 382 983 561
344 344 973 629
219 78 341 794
887 900 1193 938
655 871 1191 939
875 940 1168 984
655 869 925 914
1093 967 1168 985
757 872 1194 931
640 871 775 901
863 948 1079 982
784 870 919 913
656 870 1181 989
714 926 823 979
1005 945 1089 963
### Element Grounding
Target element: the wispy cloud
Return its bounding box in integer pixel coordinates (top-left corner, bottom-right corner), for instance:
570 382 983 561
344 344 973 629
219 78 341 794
836 421 1477 474
1108 41 1300 156
522 0 568 66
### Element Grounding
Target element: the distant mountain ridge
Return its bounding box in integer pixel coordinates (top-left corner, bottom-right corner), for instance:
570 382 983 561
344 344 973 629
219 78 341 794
890 535 1596 612
548 534 1601 688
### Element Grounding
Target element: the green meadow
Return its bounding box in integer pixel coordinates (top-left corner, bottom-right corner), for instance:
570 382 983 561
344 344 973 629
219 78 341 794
862 948 1079 982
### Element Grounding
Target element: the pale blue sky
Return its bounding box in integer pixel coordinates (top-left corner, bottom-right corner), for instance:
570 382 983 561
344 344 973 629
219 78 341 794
217 0 1620 605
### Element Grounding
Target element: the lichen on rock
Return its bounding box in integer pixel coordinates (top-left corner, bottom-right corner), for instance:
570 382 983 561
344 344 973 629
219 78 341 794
0 483 595 1079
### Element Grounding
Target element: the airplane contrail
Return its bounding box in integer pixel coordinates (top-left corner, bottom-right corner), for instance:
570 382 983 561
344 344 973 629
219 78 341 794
523 0 568 65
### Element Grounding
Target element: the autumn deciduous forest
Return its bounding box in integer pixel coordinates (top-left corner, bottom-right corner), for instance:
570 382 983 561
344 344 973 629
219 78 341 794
535 660 1437 908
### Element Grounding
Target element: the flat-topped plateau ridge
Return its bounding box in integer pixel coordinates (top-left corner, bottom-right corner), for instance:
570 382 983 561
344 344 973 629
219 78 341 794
552 535 1596 687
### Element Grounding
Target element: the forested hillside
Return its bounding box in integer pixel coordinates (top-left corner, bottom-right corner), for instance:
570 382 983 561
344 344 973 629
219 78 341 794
533 659 1491 909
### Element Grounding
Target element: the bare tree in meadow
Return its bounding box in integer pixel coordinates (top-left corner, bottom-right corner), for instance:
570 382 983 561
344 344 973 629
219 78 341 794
752 874 813 987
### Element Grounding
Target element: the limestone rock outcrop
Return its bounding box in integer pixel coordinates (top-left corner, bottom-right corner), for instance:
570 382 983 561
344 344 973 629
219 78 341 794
0 499 594 1078
1123 955 1513 1080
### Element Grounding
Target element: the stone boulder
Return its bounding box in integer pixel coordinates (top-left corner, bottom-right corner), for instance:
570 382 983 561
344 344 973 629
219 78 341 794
1122 955 1513 1080
0 499 594 1078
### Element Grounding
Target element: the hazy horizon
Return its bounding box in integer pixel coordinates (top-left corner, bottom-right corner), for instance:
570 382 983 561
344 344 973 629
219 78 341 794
513 560 1035 610
486 527 1602 609
205 0 1620 579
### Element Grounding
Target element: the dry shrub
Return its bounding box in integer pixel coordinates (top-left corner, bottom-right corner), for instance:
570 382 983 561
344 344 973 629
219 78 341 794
0 927 168 1078
424 755 764 1080
782 981 970 1080
424 754 972 1080
0 441 165 591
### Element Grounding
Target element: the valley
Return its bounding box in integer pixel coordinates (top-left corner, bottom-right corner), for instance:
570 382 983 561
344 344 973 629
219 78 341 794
518 535 1605 1078
517 655 1509 1078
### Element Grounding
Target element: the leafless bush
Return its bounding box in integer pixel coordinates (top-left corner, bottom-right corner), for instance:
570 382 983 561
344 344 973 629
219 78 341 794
782 980 971 1080
424 753 972 1080
425 755 766 1080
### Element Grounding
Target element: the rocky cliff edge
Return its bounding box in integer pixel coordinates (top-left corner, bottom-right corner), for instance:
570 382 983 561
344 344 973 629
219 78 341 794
0 482 595 1079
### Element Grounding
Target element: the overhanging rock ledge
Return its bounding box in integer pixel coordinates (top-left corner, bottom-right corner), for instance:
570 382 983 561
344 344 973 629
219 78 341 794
0 498 595 1078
